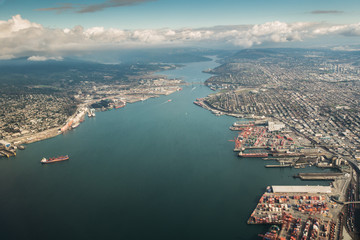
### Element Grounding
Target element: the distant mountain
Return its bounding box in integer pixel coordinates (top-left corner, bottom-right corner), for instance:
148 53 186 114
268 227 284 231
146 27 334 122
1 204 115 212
230 48 282 60
73 48 225 64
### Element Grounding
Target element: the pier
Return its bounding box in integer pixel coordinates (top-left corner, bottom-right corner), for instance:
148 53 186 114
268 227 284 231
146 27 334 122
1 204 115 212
265 164 292 168
0 150 16 158
295 173 345 180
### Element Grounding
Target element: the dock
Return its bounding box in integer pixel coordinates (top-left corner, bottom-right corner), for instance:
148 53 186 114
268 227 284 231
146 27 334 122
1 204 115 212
294 172 345 180
0 150 16 158
228 123 326 163
265 164 292 168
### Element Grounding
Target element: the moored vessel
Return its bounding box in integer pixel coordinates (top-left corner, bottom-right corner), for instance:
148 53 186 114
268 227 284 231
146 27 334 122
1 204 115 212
88 108 96 117
233 121 254 127
239 152 268 158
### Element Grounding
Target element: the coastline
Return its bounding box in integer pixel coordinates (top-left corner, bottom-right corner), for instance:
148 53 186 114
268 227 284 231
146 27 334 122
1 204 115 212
4 82 183 149
0 58 282 240
1 56 355 239
11 127 61 145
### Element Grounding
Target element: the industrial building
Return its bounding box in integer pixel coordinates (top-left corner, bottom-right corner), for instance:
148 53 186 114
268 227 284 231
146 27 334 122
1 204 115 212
0 140 11 149
271 185 332 194
268 121 285 132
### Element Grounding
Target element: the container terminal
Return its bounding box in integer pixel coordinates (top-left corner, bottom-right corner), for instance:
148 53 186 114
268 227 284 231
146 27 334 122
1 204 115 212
229 120 359 239
248 184 348 239
228 120 342 168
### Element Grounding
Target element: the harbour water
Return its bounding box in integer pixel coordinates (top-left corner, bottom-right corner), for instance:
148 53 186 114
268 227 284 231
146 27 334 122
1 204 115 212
0 59 335 240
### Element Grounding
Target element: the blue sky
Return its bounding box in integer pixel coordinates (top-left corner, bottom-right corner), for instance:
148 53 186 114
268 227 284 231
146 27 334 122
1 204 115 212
1 0 360 60
0 0 359 29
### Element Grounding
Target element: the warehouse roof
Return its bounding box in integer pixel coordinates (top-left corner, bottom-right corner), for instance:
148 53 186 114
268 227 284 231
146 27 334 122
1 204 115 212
272 185 332 193
0 140 11 147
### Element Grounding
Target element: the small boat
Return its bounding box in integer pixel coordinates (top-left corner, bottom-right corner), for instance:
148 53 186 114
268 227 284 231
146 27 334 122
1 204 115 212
168 99 172 102
41 155 69 164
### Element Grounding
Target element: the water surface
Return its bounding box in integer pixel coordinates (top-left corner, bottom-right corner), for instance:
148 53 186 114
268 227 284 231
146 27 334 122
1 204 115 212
0 59 334 240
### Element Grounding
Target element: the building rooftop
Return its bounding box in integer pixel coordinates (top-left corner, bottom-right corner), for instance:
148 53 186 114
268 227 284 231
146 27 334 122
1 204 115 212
272 185 332 193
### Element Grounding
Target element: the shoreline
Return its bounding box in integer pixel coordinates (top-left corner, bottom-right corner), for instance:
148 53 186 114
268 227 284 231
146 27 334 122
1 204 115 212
195 94 355 237
1 59 212 151
4 83 184 150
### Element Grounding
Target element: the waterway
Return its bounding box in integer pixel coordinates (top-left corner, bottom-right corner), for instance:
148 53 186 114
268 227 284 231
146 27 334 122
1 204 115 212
0 59 336 240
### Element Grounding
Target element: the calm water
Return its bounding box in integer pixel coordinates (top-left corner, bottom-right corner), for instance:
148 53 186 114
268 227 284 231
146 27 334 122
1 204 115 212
0 59 334 240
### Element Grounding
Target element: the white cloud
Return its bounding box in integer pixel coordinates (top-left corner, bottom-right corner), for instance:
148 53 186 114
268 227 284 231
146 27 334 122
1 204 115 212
27 56 64 61
1 15 360 60
313 23 360 36
0 14 42 38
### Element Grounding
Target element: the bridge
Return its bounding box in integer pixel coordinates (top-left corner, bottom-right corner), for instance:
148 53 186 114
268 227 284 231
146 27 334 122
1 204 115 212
345 158 360 200
346 158 360 174
330 196 360 205
342 201 360 205
342 158 360 237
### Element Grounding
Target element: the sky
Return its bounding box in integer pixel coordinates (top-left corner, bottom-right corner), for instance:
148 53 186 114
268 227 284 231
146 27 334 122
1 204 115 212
0 0 360 60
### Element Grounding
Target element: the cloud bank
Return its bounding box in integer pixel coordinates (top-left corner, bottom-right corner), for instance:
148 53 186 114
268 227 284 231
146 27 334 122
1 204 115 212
37 0 155 13
1 15 360 60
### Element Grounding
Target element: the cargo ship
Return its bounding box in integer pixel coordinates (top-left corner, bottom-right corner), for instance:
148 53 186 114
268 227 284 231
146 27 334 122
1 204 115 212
233 121 254 127
88 108 96 117
229 126 251 131
41 155 69 164
239 152 268 157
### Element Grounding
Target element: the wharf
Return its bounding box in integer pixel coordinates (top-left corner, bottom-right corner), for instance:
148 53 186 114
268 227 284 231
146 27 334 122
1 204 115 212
272 152 305 157
243 146 269 149
265 164 292 168
295 172 345 180
0 150 16 158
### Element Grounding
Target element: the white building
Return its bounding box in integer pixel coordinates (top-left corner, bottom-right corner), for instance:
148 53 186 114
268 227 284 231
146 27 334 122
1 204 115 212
272 185 332 194
0 140 11 149
268 121 285 132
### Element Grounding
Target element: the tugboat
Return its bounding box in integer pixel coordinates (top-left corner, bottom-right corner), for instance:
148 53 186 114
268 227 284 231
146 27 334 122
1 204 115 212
41 155 69 164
